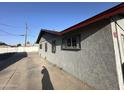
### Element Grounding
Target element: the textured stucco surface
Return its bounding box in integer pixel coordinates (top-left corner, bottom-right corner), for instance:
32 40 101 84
38 19 119 89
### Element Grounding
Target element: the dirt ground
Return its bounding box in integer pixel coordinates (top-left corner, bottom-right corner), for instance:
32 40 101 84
0 52 94 90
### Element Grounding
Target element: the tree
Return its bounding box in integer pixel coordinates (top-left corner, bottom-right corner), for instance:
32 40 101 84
27 41 30 44
17 44 21 47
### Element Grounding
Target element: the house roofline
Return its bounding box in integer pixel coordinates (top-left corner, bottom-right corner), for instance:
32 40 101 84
36 29 61 43
36 3 124 43
61 2 124 34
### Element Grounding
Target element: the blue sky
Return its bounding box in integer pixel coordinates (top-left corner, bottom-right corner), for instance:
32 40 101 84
0 2 120 45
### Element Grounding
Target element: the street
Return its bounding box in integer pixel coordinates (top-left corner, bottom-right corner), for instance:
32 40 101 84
0 52 93 90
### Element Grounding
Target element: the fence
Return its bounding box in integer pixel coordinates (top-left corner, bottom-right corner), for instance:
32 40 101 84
0 46 39 54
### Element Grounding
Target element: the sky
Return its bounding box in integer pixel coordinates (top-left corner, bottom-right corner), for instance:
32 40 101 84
0 2 121 45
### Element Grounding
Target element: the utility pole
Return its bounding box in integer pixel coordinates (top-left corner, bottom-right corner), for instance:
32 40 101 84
25 22 28 47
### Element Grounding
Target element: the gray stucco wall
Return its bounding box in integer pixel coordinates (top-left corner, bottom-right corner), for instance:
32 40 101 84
39 19 119 89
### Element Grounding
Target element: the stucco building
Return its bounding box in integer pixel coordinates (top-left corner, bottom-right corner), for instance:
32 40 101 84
36 3 124 89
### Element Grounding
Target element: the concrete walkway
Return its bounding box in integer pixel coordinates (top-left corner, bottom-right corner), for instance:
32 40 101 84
0 52 94 90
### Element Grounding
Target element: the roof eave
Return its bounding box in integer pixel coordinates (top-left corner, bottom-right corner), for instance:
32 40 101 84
61 3 124 35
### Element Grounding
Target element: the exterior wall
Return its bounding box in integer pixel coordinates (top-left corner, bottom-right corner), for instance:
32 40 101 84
39 19 119 89
110 15 124 89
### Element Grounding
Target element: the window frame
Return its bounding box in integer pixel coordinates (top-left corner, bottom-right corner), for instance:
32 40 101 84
61 34 81 50
39 44 42 49
51 40 56 53
45 43 47 52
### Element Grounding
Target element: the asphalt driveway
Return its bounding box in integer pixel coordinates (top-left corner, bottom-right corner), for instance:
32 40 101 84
0 52 93 90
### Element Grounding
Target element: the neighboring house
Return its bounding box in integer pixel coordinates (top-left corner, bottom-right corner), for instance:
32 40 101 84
0 42 10 48
36 3 124 89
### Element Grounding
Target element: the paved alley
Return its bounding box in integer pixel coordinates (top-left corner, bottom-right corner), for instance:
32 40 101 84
0 52 94 90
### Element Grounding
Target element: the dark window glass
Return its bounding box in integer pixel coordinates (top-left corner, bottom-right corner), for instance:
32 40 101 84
72 37 77 48
62 34 81 50
67 38 71 47
40 44 42 49
45 43 47 52
52 40 56 53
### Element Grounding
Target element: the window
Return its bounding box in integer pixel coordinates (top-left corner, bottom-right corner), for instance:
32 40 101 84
52 40 56 53
45 43 47 52
72 37 77 48
67 38 71 47
40 44 42 49
62 34 81 50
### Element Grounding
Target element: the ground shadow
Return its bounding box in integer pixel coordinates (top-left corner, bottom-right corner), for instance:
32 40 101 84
0 53 15 61
41 66 54 90
0 52 27 71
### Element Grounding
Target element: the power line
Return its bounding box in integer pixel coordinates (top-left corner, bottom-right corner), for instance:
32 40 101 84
0 23 22 28
0 29 24 36
0 34 24 37
28 34 36 37
0 23 36 44
0 29 35 38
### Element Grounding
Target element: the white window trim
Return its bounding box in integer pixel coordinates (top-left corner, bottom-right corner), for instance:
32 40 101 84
61 34 81 50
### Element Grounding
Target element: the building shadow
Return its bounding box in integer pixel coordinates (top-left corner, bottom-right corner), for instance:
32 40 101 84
0 52 27 71
41 66 54 90
0 52 15 61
